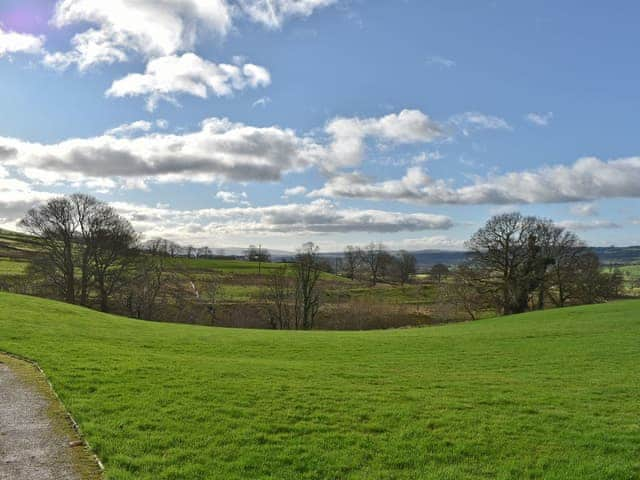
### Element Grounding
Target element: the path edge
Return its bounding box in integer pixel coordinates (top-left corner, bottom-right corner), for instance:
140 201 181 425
0 350 105 476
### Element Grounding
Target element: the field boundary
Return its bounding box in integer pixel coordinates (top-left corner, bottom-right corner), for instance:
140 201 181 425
0 350 105 477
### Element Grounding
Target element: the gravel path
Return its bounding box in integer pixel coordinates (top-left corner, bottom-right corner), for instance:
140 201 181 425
0 361 84 480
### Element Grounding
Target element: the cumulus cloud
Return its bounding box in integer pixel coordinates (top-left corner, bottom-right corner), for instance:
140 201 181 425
106 53 271 111
0 26 44 58
43 0 341 70
325 109 445 169
0 117 325 187
44 0 231 71
237 0 338 29
311 157 640 205
525 112 553 127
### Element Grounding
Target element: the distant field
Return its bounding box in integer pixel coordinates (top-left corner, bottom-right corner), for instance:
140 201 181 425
0 292 638 479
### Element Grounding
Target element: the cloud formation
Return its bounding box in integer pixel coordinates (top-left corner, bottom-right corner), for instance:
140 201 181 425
237 0 338 29
557 220 622 231
0 109 455 188
104 199 453 245
311 157 640 205
44 0 231 70
0 26 44 57
43 0 340 70
106 54 271 111
325 109 445 169
0 117 325 187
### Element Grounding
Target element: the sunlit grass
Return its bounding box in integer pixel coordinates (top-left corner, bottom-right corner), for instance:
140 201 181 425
0 292 638 479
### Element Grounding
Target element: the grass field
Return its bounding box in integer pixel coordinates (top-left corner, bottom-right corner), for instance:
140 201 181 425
0 292 638 479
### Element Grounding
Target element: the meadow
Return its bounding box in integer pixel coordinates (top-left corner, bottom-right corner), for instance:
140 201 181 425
0 292 638 479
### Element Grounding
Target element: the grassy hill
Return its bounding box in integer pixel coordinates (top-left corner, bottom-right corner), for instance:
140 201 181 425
0 292 638 479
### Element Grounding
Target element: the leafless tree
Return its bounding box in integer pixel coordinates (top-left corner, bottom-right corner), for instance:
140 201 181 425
266 266 293 329
21 197 78 303
201 275 224 325
467 213 540 315
429 264 450 284
396 250 417 285
437 263 489 321
343 246 361 280
125 241 167 320
361 243 391 286
294 242 322 330
91 208 138 312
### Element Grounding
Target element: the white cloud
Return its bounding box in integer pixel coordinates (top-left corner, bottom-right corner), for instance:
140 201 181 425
426 55 456 68
449 112 512 136
44 0 231 71
44 0 341 70
388 236 465 251
0 26 44 58
106 53 271 111
557 220 622 231
525 112 553 127
0 177 56 227
216 190 249 205
237 0 338 29
111 199 452 246
0 117 325 187
105 120 154 137
311 157 640 205
325 109 445 170
283 185 307 197
570 203 598 217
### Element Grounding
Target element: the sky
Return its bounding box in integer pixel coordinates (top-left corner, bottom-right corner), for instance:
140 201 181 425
1 0 639 252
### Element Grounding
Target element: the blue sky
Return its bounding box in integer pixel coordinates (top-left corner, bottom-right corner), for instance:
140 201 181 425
1 0 639 251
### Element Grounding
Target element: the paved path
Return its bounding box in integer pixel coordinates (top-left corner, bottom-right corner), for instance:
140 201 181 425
0 361 83 480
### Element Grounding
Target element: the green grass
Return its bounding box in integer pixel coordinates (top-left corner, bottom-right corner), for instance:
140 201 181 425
167 257 291 275
0 258 29 275
0 292 638 479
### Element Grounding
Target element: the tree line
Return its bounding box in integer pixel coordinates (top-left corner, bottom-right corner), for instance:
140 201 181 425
12 194 623 329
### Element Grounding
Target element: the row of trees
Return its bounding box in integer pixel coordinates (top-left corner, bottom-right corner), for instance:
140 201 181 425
440 213 623 320
343 244 417 285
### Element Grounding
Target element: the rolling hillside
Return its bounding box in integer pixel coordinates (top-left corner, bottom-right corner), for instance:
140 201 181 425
0 292 638 479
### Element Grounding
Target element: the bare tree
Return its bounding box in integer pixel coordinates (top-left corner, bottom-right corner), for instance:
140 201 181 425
126 240 167 320
467 213 540 315
21 197 78 303
294 242 322 330
429 264 450 284
437 263 489 321
396 250 417 285
91 207 138 312
343 246 360 280
362 243 390 286
202 275 224 325
266 266 293 329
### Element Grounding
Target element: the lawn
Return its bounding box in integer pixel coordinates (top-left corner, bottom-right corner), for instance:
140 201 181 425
0 292 638 479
